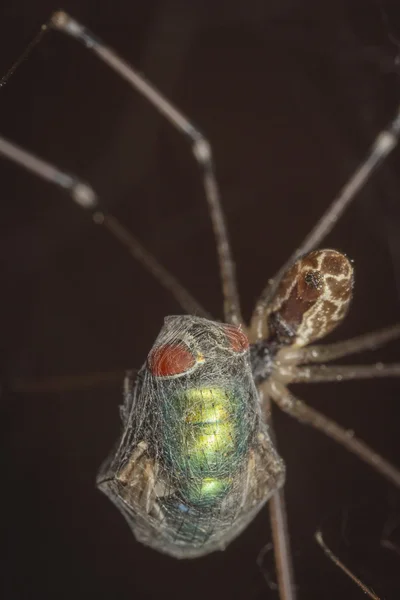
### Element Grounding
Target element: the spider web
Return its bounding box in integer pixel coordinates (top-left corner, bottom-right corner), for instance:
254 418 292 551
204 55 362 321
97 315 285 558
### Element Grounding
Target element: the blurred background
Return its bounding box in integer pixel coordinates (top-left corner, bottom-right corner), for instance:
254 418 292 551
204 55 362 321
1 0 400 598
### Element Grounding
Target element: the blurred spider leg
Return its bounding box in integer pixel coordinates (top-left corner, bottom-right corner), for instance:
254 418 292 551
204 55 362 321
93 212 211 318
11 369 129 394
44 11 242 325
315 531 380 600
0 136 96 206
278 324 400 365
258 386 297 600
256 543 279 591
265 379 400 488
269 492 295 600
0 22 49 88
0 135 209 319
291 363 400 383
251 106 400 340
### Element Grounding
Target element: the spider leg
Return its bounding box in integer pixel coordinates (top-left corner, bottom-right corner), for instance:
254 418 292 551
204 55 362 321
258 385 296 600
250 108 400 340
0 11 226 320
49 11 242 325
95 212 211 318
10 369 128 394
1 11 242 325
277 324 400 365
315 531 380 600
289 363 400 383
265 378 400 488
65 11 241 325
0 134 208 319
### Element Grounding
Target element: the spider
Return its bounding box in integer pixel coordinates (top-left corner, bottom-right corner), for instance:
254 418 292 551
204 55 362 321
2 7 400 600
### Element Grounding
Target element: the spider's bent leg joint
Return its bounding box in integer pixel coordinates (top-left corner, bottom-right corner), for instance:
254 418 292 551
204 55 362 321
265 378 310 425
192 136 211 165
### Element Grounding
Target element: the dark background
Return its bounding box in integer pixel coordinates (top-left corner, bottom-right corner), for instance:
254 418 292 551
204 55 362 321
1 0 400 598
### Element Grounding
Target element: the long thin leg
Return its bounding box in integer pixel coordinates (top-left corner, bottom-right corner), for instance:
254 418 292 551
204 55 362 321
315 531 380 600
50 11 242 325
265 379 400 488
291 363 400 383
278 324 400 365
10 369 129 394
24 11 241 325
258 385 297 600
94 213 212 318
0 135 209 318
269 492 296 600
1 11 242 324
250 107 400 340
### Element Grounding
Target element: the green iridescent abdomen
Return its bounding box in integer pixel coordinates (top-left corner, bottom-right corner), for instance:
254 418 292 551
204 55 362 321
162 386 249 507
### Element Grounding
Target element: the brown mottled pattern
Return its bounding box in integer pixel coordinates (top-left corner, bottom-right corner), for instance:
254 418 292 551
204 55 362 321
267 249 354 347
301 253 321 271
322 251 352 277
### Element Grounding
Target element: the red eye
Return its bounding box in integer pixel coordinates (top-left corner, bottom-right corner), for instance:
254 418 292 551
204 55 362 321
148 343 196 377
223 325 249 352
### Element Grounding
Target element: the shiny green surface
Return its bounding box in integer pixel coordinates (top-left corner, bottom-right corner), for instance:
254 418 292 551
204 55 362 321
163 386 247 506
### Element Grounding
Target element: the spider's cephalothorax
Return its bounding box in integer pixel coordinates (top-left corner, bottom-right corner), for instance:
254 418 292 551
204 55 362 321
97 316 285 558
